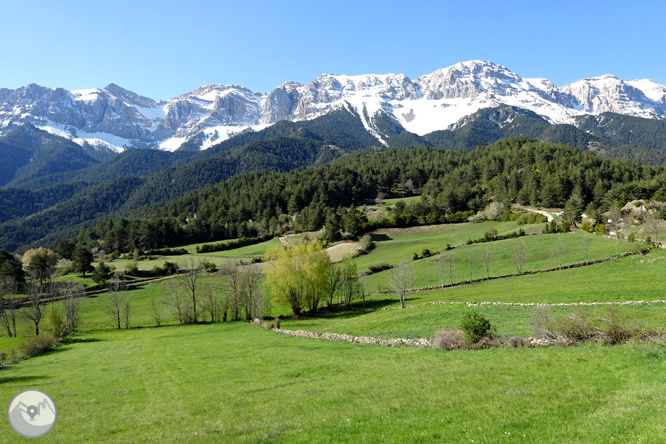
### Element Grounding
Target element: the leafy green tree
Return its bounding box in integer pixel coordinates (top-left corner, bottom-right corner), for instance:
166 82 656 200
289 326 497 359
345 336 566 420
72 245 94 277
92 262 113 286
0 250 24 284
265 243 330 315
323 211 341 243
460 311 493 343
563 197 582 225
27 254 54 285
56 239 76 260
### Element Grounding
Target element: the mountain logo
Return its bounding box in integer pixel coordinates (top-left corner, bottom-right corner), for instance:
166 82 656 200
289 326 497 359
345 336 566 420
7 389 57 438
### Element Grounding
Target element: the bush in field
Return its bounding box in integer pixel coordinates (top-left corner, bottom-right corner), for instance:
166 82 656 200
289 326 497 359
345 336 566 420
460 312 493 343
484 228 498 241
367 263 392 274
484 202 506 221
433 329 466 350
19 333 58 358
45 304 68 339
530 306 640 346
201 260 218 273
125 261 140 277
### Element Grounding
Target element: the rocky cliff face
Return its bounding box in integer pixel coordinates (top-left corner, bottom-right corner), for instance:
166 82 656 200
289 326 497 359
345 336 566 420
1 61 665 152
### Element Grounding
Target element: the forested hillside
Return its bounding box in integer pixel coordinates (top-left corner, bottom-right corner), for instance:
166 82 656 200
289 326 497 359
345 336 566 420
63 138 666 254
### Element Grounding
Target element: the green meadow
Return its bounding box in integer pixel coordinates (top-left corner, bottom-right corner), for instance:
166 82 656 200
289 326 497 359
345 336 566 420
3 221 666 443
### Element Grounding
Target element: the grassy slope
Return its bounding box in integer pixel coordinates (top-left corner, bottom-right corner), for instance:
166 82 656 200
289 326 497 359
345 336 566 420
2 323 666 443
3 223 666 442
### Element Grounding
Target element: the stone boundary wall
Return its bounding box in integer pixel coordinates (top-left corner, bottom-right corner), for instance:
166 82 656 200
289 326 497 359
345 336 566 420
252 318 431 347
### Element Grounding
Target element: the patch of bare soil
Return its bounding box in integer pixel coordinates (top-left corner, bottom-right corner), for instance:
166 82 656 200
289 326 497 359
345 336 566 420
326 242 362 262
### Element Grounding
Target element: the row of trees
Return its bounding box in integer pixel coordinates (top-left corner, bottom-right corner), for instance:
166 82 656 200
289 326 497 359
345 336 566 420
0 274 84 338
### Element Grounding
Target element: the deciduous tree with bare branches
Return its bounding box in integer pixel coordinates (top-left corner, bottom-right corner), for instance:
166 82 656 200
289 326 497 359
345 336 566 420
387 259 414 309
61 282 84 333
107 279 130 329
23 281 45 336
0 276 19 337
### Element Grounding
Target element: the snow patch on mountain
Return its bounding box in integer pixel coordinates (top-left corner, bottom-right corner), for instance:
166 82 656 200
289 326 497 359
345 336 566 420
2 61 666 151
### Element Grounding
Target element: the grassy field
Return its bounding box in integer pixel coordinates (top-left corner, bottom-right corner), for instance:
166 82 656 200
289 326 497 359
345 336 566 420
2 323 666 443
3 221 666 442
359 227 642 291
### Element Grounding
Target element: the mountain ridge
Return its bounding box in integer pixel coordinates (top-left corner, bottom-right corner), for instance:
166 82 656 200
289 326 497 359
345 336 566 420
1 60 665 153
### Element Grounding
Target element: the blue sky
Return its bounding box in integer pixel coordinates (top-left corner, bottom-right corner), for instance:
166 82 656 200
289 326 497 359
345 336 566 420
0 0 664 100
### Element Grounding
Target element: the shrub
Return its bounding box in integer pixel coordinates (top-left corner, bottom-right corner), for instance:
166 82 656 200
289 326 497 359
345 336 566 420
19 333 58 358
55 258 73 276
367 263 392 274
468 211 485 223
163 261 180 275
502 334 529 349
201 260 218 273
553 312 596 345
433 329 466 350
45 304 68 339
484 228 498 241
421 248 432 258
125 261 140 277
580 221 594 232
628 232 636 243
460 312 493 343
595 223 607 235
598 307 639 345
484 202 506 221
274 317 281 329
0 352 6 365
412 252 420 260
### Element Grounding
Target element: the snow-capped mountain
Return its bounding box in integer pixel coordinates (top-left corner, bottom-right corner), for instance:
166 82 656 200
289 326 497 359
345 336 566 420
1 60 665 152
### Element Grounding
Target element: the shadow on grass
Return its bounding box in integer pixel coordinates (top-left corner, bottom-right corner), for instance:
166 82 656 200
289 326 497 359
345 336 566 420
294 298 398 322
0 375 48 384
370 233 392 242
61 337 104 344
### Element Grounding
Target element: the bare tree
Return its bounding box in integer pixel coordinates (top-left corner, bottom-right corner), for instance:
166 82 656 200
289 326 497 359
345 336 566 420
179 258 202 323
608 205 623 241
483 247 491 278
358 274 368 309
151 294 163 327
435 253 446 287
645 211 662 245
201 286 220 323
387 259 414 309
374 191 387 206
61 282 84 333
582 237 591 264
122 297 131 329
446 254 454 285
554 237 565 268
326 264 342 308
240 264 263 320
513 242 527 274
23 281 45 336
0 276 19 337
467 250 474 281
163 282 187 324
107 279 128 329
222 261 242 321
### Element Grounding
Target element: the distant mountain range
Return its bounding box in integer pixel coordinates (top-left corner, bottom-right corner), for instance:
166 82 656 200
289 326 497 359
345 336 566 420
1 60 665 153
3 61 666 252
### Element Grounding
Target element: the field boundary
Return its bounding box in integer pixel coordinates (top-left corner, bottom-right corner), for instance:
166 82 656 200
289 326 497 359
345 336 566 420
372 248 651 296
381 299 666 311
252 318 432 347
